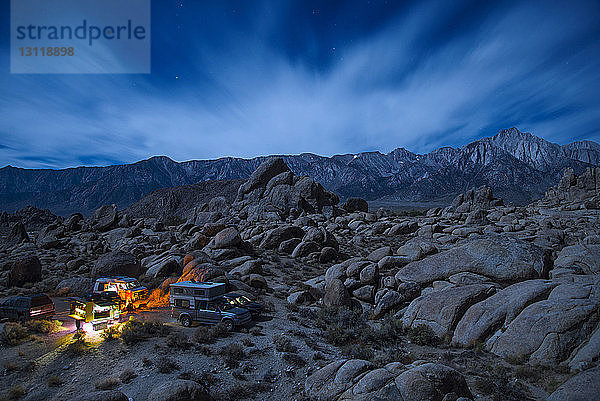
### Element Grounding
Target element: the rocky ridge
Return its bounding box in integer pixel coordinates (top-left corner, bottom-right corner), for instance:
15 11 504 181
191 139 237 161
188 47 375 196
2 128 599 215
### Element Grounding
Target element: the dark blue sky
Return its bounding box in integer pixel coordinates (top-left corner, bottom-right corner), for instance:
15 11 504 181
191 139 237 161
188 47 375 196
1 0 600 168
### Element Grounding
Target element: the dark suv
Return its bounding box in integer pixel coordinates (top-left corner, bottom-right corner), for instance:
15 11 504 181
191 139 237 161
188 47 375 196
222 293 263 318
0 294 54 322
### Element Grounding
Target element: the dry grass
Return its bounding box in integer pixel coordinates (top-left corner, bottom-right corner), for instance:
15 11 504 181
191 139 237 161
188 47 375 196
3 361 19 373
156 356 180 373
2 384 27 400
66 336 90 357
273 334 297 353
220 343 246 369
94 376 120 390
192 323 230 344
119 368 138 383
47 375 63 387
165 332 191 349
120 319 170 345
1 323 30 346
25 319 62 334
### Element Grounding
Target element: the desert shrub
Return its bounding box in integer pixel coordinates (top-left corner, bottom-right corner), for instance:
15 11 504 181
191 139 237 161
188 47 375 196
101 325 121 341
515 365 541 382
273 334 297 353
25 319 62 334
156 356 179 373
473 368 533 401
94 376 120 390
367 316 405 343
305 306 387 347
371 348 410 366
119 368 138 383
1 323 30 346
192 323 229 344
241 337 254 347
47 375 63 387
341 344 374 361
506 354 529 365
197 345 212 355
468 339 486 353
142 357 153 367
545 379 561 393
120 319 170 345
473 377 495 395
197 371 219 386
220 344 246 369
220 382 270 401
249 327 262 336
165 332 191 349
178 370 219 389
5 384 27 400
407 324 440 346
3 361 19 373
66 336 90 357
282 352 307 367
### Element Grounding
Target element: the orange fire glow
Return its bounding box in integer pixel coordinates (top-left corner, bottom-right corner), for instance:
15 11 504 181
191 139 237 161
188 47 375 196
146 288 169 308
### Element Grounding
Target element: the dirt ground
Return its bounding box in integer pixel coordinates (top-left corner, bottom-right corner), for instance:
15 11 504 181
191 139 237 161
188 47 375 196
1 250 574 401
1 291 340 401
1 286 570 401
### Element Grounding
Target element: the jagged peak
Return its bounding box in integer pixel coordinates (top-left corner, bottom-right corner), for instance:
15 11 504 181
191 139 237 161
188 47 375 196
486 127 552 146
388 147 418 159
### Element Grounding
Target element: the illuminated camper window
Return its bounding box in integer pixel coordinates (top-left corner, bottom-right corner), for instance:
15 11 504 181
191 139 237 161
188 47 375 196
175 299 190 308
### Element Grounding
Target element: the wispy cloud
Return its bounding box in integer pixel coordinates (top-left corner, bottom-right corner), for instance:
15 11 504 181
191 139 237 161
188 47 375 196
0 0 599 169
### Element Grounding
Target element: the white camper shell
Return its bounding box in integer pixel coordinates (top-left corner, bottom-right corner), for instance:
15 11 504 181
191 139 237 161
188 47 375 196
169 281 226 309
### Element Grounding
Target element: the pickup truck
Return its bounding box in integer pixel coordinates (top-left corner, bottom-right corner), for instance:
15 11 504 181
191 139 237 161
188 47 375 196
172 297 251 331
0 294 54 322
169 281 252 330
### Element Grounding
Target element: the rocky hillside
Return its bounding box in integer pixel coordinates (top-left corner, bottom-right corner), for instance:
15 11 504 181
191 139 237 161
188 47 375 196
1 128 599 215
124 179 244 222
1 158 599 400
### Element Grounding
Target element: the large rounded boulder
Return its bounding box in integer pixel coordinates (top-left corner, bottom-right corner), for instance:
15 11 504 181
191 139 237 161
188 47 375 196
342 198 369 213
305 359 472 401
93 204 118 232
92 250 142 278
8 255 42 287
395 235 550 285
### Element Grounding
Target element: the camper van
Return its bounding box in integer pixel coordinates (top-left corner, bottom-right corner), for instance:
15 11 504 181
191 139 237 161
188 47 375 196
169 281 251 330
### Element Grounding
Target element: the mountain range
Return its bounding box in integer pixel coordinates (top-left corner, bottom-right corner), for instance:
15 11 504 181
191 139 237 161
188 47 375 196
1 127 599 216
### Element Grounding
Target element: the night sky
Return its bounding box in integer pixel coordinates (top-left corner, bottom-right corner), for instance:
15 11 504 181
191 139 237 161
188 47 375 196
1 0 599 169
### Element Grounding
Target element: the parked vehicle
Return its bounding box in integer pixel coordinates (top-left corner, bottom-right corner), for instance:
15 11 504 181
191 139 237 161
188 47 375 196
68 293 121 332
222 293 263 318
93 276 148 310
169 281 251 330
169 281 226 304
0 294 54 322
